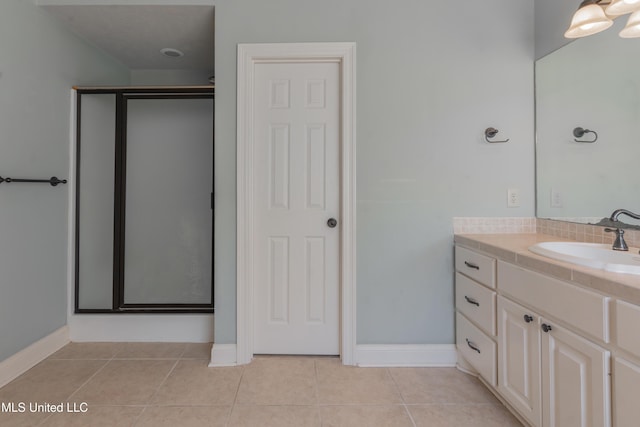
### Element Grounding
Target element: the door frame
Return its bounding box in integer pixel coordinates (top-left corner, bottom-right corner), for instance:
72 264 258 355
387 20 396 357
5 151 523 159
236 42 356 365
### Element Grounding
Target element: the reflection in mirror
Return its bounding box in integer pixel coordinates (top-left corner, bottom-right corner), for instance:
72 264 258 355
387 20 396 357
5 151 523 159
536 17 640 230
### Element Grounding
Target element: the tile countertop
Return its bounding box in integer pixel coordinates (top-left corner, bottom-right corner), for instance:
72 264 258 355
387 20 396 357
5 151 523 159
454 233 640 307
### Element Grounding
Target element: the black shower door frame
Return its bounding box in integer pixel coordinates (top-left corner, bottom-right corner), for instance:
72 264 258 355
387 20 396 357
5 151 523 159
74 87 214 314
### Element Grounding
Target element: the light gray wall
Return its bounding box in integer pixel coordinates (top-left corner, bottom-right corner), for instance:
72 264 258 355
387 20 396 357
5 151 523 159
214 0 535 345
535 0 577 59
0 0 129 362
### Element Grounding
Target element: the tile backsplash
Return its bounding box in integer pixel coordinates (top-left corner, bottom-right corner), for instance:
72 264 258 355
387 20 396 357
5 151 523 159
453 217 640 247
453 217 536 234
537 218 640 248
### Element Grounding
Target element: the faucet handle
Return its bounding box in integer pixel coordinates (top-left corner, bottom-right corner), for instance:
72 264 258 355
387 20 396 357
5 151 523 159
605 228 629 251
605 227 623 233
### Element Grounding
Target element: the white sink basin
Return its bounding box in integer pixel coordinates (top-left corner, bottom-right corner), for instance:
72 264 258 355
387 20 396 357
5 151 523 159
529 242 640 275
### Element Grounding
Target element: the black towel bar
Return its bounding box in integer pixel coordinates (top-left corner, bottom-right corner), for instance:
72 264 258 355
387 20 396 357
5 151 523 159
0 176 67 186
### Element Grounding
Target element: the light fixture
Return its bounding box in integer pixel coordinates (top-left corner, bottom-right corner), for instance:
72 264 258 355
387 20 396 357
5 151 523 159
565 0 613 38
566 0 640 38
606 0 640 15
620 10 640 36
160 48 184 58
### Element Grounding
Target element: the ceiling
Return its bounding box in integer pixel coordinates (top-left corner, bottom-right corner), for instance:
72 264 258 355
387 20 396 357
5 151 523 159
40 4 214 71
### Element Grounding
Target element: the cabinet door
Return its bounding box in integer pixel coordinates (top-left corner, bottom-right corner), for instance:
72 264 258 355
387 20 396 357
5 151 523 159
540 318 611 427
613 357 640 427
497 296 541 427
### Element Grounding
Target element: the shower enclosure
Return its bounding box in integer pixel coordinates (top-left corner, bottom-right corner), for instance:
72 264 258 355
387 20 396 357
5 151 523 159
74 87 214 313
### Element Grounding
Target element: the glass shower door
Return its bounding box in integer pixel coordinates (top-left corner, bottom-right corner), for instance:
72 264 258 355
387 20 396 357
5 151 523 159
122 97 213 307
75 89 214 313
76 94 117 310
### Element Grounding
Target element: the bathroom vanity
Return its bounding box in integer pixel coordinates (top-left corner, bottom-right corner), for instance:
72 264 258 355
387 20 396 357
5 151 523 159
454 233 640 427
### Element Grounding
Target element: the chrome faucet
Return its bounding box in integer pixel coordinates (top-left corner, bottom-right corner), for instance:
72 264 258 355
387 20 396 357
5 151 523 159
606 209 640 252
609 209 640 222
605 228 628 251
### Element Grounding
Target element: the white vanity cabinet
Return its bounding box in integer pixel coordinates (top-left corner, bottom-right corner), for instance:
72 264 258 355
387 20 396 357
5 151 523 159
456 244 614 427
454 246 497 386
497 294 611 427
612 300 640 427
498 260 611 427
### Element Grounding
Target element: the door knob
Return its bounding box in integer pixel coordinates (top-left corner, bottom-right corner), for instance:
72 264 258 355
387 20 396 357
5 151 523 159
524 314 534 323
327 218 338 228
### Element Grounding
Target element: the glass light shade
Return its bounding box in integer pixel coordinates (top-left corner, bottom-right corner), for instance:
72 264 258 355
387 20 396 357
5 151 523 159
620 10 640 37
565 4 613 38
606 0 640 16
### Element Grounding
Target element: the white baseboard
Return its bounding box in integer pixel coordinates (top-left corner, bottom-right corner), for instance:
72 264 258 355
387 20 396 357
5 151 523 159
0 326 70 388
68 314 214 343
355 344 458 367
208 343 237 367
206 343 457 368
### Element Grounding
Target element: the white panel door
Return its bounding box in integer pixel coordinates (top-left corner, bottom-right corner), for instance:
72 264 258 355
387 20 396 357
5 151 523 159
540 318 611 427
253 61 340 355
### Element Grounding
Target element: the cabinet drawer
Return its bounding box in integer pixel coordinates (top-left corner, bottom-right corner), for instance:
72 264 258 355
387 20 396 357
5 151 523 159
498 261 609 343
615 300 640 359
456 312 497 387
455 246 496 288
456 272 496 336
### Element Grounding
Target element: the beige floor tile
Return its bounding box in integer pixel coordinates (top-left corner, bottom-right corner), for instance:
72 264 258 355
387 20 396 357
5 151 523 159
0 359 107 403
152 360 243 406
115 343 187 359
0 343 530 427
235 357 317 405
48 343 125 360
136 406 230 427
316 359 402 405
181 343 212 359
228 405 320 427
70 360 176 405
0 410 50 427
39 405 144 427
408 404 523 427
320 405 414 427
389 367 498 404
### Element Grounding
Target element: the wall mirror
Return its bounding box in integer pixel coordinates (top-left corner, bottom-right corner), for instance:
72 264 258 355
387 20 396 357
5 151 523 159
536 17 640 228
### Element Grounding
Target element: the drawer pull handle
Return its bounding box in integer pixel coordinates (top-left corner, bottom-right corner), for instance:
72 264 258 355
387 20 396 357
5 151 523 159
464 296 480 306
541 323 553 333
466 338 481 354
464 261 480 270
524 314 534 323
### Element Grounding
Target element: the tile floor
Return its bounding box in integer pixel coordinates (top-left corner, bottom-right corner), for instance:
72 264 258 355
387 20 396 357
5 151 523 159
0 343 523 426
